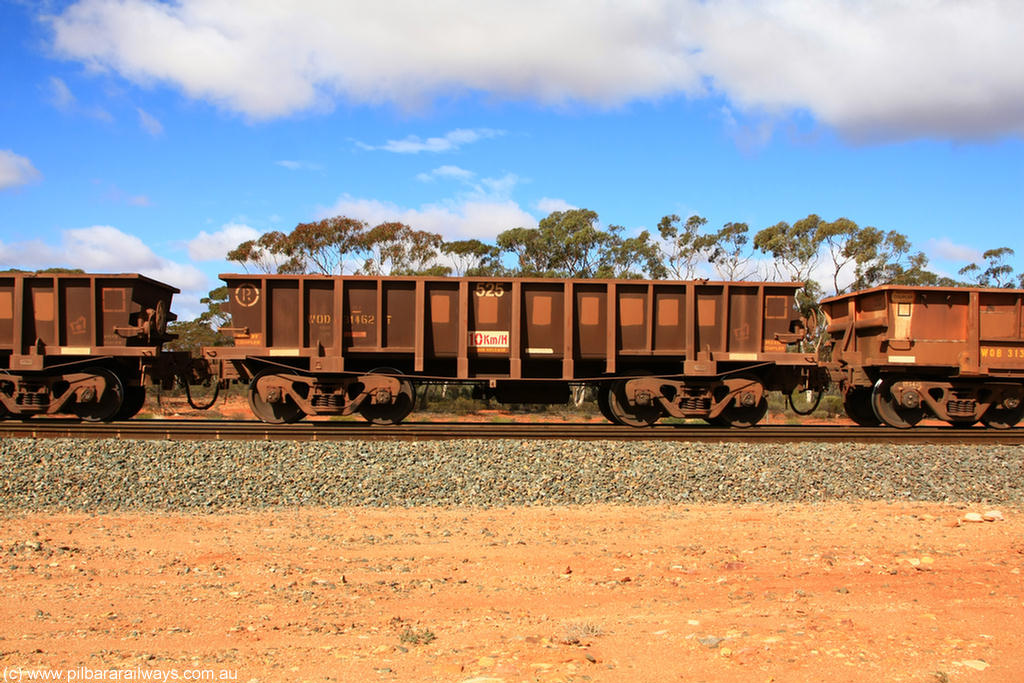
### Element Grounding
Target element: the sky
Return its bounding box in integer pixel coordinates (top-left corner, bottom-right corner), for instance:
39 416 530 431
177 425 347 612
1 0 1022 318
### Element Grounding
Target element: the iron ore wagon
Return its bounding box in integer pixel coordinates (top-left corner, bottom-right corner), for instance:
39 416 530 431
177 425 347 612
206 274 824 426
821 284 1024 429
0 272 187 421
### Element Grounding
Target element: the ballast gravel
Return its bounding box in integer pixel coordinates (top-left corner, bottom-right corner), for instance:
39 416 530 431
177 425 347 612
0 438 1021 511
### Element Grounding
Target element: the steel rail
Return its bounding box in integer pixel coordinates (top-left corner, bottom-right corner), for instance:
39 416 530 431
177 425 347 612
1 420 1022 444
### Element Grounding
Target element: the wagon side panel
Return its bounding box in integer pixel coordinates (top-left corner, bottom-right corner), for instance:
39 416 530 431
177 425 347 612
0 275 14 355
823 285 1024 378
977 290 1024 371
222 275 267 349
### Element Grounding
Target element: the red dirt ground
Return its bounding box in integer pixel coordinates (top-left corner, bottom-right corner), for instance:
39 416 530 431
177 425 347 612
2 503 1023 682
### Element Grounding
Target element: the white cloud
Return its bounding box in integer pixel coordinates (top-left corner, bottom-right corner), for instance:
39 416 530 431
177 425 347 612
0 150 42 189
98 181 151 206
0 225 212 319
0 225 206 292
49 76 76 111
478 173 520 197
46 1 1024 139
534 198 578 214
47 0 700 115
691 0 1024 140
136 107 163 136
275 160 324 171
47 75 113 122
720 106 777 153
806 256 854 298
186 223 261 261
416 165 475 183
413 165 523 205
926 237 984 264
359 128 505 154
320 195 536 242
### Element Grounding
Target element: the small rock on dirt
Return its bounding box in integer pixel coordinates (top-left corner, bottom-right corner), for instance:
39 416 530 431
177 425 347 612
958 660 989 671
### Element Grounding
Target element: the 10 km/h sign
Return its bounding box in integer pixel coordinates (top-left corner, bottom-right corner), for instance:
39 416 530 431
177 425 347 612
470 330 509 352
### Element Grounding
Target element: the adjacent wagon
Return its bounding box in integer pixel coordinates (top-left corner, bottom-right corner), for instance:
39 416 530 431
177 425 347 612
0 272 184 420
821 284 1024 428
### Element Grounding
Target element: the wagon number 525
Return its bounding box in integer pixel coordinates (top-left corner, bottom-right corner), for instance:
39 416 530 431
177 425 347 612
475 283 505 297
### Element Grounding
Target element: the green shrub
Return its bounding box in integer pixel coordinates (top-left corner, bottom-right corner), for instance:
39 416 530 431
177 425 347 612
399 626 436 645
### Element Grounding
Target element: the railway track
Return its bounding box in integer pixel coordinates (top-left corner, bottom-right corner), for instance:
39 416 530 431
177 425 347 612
1 420 1022 444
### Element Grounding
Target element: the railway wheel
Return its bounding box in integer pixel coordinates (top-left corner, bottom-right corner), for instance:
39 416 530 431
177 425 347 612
73 367 124 422
871 378 924 429
248 370 305 424
712 375 768 428
843 387 881 427
596 383 621 425
717 397 768 428
607 378 661 428
359 368 415 425
980 402 1024 430
115 387 147 420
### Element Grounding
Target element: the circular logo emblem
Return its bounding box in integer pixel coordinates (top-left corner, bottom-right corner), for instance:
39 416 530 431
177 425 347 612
235 283 260 308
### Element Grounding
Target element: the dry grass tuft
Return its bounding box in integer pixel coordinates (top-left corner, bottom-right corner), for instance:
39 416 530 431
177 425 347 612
558 621 603 645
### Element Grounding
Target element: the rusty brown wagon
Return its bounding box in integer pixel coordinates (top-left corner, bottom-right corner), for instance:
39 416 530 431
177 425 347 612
821 285 1024 429
207 274 825 427
0 272 187 421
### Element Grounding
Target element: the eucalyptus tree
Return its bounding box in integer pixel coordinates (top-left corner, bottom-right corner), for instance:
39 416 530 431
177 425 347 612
959 247 1018 288
226 231 298 274
497 209 664 279
656 213 712 280
441 239 503 276
358 221 451 276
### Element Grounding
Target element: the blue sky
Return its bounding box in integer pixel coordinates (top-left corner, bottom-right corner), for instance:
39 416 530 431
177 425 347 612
1 0 1022 317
